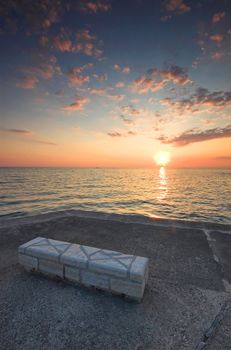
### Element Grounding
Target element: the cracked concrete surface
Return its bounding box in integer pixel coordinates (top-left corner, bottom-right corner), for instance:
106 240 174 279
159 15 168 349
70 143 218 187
0 210 230 350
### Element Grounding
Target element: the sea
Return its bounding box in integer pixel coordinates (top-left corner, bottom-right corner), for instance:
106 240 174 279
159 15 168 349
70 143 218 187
0 167 231 224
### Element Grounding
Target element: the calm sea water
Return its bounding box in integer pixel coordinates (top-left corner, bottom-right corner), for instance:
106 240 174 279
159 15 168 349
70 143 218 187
0 167 231 224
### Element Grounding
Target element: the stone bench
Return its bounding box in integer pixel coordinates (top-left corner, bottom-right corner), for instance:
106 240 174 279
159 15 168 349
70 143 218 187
18 237 149 301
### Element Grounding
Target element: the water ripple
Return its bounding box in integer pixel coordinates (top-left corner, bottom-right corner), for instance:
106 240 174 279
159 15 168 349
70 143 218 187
0 167 230 224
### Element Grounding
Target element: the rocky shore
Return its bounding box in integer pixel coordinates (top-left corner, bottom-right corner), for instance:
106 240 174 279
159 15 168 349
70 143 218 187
0 210 231 350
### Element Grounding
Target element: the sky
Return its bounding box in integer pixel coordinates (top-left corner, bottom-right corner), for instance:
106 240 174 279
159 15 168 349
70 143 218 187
0 0 231 168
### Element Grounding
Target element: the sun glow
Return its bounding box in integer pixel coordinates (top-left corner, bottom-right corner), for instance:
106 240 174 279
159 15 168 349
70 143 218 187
153 152 170 167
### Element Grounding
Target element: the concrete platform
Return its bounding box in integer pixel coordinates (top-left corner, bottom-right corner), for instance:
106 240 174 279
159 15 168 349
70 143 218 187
18 237 149 300
0 209 231 350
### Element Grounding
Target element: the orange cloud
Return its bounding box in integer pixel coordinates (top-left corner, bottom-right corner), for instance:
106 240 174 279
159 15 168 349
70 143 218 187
113 64 120 71
76 29 95 41
122 66 130 74
210 34 223 43
63 96 89 111
212 11 226 24
89 87 108 95
131 76 165 94
113 64 131 73
42 7 60 29
131 77 155 94
89 87 124 101
165 0 190 14
115 81 125 88
75 29 103 58
81 0 111 13
16 76 39 89
211 51 231 60
53 36 72 52
158 65 191 85
20 55 61 83
131 65 191 94
68 67 90 87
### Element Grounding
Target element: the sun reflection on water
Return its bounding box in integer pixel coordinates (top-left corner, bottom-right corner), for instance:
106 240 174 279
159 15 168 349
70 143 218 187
157 166 168 201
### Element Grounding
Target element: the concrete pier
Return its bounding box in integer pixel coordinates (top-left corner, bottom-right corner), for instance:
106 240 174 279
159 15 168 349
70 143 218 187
0 210 231 349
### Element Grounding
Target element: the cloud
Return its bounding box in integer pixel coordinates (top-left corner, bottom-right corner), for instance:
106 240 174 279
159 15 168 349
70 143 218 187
0 128 32 135
107 130 137 137
68 67 90 87
120 115 135 125
89 87 124 101
107 94 125 101
157 65 191 85
127 130 137 136
107 131 123 137
158 124 231 146
80 0 111 13
115 81 125 88
121 105 141 116
19 55 61 88
16 76 39 89
164 0 191 14
75 29 103 58
89 87 108 95
161 87 231 114
93 73 107 81
131 76 165 94
196 18 231 63
211 51 231 60
113 64 120 71
122 67 130 74
41 6 62 30
32 140 57 146
62 96 89 111
212 12 226 24
0 127 56 145
210 34 223 44
131 64 191 94
55 90 65 97
0 0 65 34
53 36 72 52
113 64 131 73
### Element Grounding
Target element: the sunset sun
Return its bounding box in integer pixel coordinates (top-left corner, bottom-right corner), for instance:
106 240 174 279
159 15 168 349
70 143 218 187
153 152 170 167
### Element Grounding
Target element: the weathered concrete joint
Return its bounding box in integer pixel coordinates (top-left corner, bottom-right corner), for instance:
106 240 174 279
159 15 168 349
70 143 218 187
18 237 149 301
